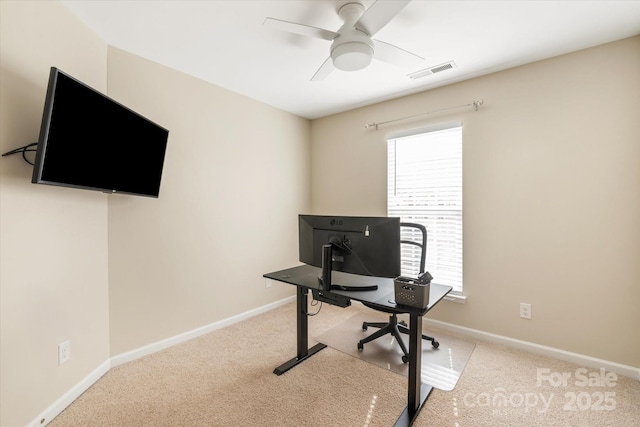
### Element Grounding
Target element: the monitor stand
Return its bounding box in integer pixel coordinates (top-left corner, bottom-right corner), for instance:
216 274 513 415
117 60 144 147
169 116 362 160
318 244 378 292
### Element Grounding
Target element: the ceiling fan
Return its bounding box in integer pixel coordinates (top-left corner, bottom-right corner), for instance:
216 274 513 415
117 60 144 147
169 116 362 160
263 0 424 81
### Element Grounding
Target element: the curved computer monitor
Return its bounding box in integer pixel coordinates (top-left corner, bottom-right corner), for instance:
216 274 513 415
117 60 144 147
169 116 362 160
298 214 401 282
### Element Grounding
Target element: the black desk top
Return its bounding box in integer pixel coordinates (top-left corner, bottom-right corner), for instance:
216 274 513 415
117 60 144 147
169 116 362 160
264 264 452 316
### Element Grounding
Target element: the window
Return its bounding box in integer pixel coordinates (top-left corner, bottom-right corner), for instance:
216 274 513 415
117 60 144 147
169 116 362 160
387 122 463 294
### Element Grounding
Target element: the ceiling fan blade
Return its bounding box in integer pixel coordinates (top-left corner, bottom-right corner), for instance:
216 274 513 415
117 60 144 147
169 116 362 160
355 0 411 36
311 57 335 81
373 39 424 68
263 17 337 41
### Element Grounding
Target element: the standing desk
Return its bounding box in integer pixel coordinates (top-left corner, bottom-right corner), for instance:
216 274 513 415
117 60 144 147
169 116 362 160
263 264 452 427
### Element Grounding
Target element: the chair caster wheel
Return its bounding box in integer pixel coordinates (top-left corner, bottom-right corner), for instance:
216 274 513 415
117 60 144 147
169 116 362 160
362 322 368 331
357 342 363 351
402 355 409 364
399 320 407 327
432 340 440 349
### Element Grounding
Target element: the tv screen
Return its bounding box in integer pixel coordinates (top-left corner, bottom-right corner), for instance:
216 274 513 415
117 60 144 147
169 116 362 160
31 67 169 198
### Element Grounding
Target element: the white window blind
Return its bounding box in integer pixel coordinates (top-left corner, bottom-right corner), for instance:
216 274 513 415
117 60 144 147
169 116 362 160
387 124 463 294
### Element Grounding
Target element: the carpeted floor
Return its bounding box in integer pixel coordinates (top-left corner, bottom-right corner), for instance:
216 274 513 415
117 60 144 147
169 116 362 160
49 300 640 426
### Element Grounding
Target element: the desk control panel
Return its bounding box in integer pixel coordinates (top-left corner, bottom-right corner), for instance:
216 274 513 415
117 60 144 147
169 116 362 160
311 288 351 308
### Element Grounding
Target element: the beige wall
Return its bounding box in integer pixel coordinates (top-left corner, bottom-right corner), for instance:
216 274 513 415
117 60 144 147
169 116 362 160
1 1 308 425
105 48 309 354
0 2 110 426
311 36 640 368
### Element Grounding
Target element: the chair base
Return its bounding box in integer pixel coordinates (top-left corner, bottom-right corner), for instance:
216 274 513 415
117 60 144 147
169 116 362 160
357 314 439 363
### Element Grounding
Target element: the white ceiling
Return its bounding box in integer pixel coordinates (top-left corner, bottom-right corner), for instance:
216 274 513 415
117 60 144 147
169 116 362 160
61 0 640 120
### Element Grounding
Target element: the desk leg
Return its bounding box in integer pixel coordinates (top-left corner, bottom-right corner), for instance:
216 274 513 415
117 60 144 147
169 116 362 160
394 313 432 427
274 286 326 375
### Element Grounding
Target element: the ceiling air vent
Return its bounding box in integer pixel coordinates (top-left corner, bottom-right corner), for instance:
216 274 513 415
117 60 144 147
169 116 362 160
408 61 457 79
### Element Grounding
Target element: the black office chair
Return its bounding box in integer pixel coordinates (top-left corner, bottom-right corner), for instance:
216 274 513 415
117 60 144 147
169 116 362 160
357 222 439 363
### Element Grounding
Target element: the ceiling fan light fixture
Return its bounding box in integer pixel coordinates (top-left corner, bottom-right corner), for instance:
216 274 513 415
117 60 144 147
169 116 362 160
331 42 374 71
265 0 418 79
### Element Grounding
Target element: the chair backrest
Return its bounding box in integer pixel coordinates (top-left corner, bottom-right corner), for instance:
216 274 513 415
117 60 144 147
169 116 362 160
399 222 427 274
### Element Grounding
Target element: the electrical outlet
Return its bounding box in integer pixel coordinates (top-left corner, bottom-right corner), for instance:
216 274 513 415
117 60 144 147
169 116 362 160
265 278 272 288
58 340 71 365
520 303 532 319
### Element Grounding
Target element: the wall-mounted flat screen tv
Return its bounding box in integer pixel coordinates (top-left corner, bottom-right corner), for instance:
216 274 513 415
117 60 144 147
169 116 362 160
31 67 169 198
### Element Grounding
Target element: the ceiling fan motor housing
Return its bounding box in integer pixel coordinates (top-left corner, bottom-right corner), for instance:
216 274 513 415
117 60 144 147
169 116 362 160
330 30 374 71
331 2 374 71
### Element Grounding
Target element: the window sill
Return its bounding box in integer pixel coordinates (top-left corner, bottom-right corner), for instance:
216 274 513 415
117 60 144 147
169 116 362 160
444 292 466 303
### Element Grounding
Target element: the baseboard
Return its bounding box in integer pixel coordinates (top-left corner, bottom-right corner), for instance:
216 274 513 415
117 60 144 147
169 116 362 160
27 359 111 427
421 317 640 380
32 295 295 426
111 295 296 367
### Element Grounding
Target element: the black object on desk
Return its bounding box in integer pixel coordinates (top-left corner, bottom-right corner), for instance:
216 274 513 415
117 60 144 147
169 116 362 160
312 244 377 307
318 244 378 292
263 264 452 427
